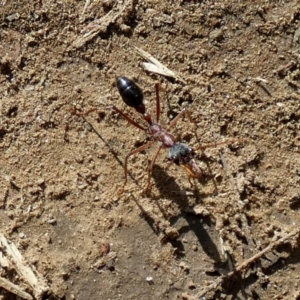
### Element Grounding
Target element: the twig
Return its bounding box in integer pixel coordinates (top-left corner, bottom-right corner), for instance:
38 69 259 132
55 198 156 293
81 0 91 16
275 60 296 75
71 0 134 49
134 46 186 83
192 228 300 299
0 234 49 300
0 276 33 300
253 77 268 83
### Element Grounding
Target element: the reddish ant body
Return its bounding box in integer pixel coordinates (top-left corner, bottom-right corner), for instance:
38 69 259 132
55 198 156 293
116 77 203 191
79 76 240 191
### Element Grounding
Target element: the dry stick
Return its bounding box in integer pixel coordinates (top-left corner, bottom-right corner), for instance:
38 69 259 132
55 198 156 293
81 0 90 16
134 46 187 84
192 228 300 299
0 276 33 300
0 234 48 300
71 0 134 49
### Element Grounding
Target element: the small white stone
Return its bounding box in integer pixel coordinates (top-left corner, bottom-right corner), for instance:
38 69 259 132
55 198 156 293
146 276 154 284
19 232 26 239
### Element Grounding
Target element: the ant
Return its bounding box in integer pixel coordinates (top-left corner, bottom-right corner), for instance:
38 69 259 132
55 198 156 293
115 76 231 192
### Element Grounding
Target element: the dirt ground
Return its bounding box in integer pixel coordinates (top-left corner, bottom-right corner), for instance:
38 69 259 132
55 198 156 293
1 0 300 299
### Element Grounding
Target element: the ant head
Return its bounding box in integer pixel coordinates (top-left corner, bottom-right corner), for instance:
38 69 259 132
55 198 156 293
168 143 194 165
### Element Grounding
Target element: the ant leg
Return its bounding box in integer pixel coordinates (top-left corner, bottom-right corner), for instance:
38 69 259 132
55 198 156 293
155 83 161 123
71 105 107 117
76 105 147 131
112 106 147 131
123 141 154 188
145 145 163 191
168 107 189 130
195 138 245 151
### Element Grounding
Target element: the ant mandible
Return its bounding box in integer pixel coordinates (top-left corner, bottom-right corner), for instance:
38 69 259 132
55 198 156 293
116 76 204 191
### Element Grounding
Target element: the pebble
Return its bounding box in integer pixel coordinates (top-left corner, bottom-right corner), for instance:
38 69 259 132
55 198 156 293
146 276 154 285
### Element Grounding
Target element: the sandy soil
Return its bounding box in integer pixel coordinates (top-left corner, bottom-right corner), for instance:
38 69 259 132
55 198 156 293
1 1 300 299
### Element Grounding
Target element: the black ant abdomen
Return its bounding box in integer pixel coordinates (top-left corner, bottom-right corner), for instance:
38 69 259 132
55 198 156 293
117 77 146 114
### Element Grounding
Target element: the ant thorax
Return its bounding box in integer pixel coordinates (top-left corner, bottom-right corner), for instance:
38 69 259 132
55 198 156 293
148 123 176 147
168 143 194 165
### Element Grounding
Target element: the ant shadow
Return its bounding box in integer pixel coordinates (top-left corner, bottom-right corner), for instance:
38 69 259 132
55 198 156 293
80 117 165 235
83 117 223 265
151 165 222 265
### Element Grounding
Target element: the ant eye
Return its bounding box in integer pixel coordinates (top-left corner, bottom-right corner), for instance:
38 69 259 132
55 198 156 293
172 157 180 165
